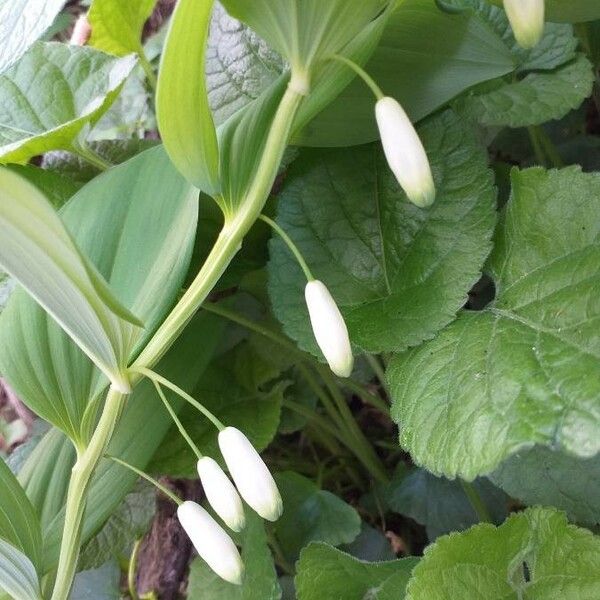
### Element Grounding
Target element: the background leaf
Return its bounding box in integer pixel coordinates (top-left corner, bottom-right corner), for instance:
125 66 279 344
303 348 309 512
390 166 600 480
268 110 496 355
70 560 120 600
0 539 41 600
0 42 136 164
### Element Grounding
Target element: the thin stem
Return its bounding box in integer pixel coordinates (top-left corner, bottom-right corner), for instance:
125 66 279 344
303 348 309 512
138 52 158 92
51 387 127 600
70 139 113 171
259 214 314 281
152 380 202 460
128 539 142 600
267 530 295 576
365 354 390 397
282 398 344 442
527 126 547 167
131 366 225 431
461 480 493 523
536 127 564 169
109 455 182 506
342 379 390 416
329 54 384 100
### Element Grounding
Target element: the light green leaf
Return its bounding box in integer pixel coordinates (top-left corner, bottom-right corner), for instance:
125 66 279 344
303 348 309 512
0 458 42 573
294 0 515 147
0 539 42 600
274 472 361 562
0 0 66 74
0 166 140 396
390 166 600 480
406 507 600 599
89 0 157 56
268 110 496 355
0 146 197 442
296 542 418 600
491 447 600 527
187 513 280 600
0 42 137 164
457 54 594 128
389 470 508 540
157 0 220 195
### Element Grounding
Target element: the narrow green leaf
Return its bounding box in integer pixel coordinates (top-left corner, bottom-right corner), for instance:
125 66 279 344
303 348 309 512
0 539 42 600
89 0 157 56
268 110 496 355
0 0 65 74
296 542 418 600
157 0 220 195
0 459 42 573
0 42 137 164
390 166 600 480
406 507 600 599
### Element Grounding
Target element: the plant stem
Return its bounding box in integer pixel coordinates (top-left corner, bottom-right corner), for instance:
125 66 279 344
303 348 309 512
330 54 384 100
138 52 158 92
282 398 345 442
259 214 314 281
460 480 493 523
365 354 390 397
527 126 547 167
70 139 113 171
51 387 127 600
128 539 142 600
342 379 390 416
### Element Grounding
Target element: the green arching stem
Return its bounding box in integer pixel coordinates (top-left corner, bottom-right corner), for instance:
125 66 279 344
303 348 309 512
128 539 142 600
329 53 384 100
109 455 183 506
132 366 225 431
259 214 314 281
138 52 158 92
51 387 127 600
152 380 203 460
460 480 493 524
342 379 390 416
365 354 391 397
70 138 113 171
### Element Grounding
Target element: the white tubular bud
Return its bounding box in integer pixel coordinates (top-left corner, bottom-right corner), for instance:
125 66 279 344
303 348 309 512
305 280 353 378
504 0 545 49
218 427 283 522
375 96 435 208
177 501 244 585
197 457 246 532
70 15 92 46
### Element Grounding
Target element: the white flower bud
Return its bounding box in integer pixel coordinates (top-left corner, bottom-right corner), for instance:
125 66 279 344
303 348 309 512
218 427 283 522
197 457 246 532
177 501 244 585
70 15 92 46
375 97 435 208
305 280 353 378
504 0 545 49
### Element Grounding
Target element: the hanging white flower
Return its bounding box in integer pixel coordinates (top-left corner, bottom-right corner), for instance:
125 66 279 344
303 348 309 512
305 280 353 378
197 457 246 532
504 0 545 49
375 96 435 208
177 501 244 585
218 427 283 521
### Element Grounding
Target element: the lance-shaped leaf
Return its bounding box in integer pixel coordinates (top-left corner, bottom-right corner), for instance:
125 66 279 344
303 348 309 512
0 147 197 442
390 166 600 480
0 0 66 74
0 42 136 164
157 0 220 195
0 539 42 600
0 167 140 394
89 0 157 56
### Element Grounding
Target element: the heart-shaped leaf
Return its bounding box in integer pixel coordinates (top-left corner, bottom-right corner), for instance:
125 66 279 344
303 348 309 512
0 539 41 600
390 166 600 480
0 146 197 442
0 42 136 164
268 110 496 355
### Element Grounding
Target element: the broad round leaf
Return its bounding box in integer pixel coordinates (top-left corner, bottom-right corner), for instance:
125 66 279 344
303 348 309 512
268 110 496 355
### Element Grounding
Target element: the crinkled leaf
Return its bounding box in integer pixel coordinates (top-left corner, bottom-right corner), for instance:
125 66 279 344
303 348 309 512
70 560 120 600
491 447 600 527
390 166 600 480
341 524 396 562
157 0 220 194
0 0 66 74
89 0 157 56
274 472 361 562
0 42 137 164
0 539 41 600
406 507 600 599
0 146 197 442
457 54 594 128
187 513 280 600
389 469 508 540
296 542 418 600
268 110 496 355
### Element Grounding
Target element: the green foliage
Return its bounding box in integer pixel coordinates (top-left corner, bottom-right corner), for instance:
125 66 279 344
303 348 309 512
269 110 496 355
0 538 41 600
406 507 600 599
390 166 600 480
0 43 136 164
